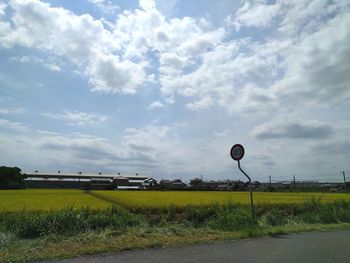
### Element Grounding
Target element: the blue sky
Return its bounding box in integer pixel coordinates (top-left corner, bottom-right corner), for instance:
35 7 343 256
0 0 350 183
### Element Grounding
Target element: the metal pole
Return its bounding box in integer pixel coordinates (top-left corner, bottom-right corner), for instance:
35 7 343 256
343 171 346 190
293 176 296 189
238 160 255 221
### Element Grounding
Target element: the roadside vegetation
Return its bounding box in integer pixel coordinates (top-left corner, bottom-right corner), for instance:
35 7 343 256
1 190 350 262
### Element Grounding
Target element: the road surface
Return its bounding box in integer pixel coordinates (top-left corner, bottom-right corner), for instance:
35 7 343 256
53 230 350 263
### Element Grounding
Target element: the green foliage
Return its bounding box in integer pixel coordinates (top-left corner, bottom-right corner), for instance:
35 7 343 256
0 232 16 247
258 210 286 226
183 204 219 227
256 199 350 227
298 199 350 224
0 206 146 238
0 166 24 189
140 199 350 231
207 205 254 231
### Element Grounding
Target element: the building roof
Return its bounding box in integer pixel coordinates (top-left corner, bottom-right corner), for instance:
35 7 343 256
24 177 90 182
24 172 150 180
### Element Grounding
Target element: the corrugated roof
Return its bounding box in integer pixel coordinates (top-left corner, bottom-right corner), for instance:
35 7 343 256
25 172 150 180
24 177 90 182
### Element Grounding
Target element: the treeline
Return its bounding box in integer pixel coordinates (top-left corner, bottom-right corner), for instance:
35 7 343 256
0 166 25 189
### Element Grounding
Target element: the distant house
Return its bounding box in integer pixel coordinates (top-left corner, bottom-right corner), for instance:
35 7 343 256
203 180 219 190
190 178 219 190
190 178 204 188
142 178 158 188
217 180 235 191
170 179 187 188
217 180 245 191
160 179 187 189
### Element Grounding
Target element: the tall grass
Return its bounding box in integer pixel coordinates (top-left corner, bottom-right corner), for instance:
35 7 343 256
0 206 147 238
133 199 350 231
207 199 350 230
1 199 349 239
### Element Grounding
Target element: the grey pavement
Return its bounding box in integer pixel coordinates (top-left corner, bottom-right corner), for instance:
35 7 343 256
53 230 350 263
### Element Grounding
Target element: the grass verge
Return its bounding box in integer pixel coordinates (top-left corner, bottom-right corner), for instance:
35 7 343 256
1 223 350 263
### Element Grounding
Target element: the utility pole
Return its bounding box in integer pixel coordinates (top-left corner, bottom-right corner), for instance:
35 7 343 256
293 175 296 189
343 171 347 190
269 175 271 186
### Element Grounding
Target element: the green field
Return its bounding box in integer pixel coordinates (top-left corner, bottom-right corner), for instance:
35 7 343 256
0 189 111 212
92 191 350 209
1 189 350 212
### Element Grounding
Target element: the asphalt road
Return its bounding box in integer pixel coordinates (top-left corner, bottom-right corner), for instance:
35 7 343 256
54 230 350 263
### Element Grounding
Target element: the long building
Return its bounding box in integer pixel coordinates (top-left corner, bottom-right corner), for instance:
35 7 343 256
23 171 158 190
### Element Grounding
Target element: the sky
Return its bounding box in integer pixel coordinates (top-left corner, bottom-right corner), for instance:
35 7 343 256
0 0 349 183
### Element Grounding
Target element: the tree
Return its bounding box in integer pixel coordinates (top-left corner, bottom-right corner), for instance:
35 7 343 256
190 178 203 188
0 166 25 189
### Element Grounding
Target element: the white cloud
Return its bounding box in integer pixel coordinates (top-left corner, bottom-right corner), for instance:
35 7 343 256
2 0 350 112
0 2 10 38
0 108 25 114
43 111 107 126
159 0 350 114
0 0 349 182
0 118 28 131
0 2 7 17
3 0 226 96
86 52 148 94
124 125 170 148
139 0 156 11
159 41 239 99
2 0 145 94
232 1 281 31
230 0 348 35
148 101 165 110
270 12 350 108
10 55 61 72
159 53 187 70
277 0 342 36
186 96 214 111
0 123 186 174
111 0 227 99
252 119 334 140
89 0 119 14
177 28 226 57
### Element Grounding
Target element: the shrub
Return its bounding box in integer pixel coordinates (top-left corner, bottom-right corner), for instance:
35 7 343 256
207 207 254 231
258 210 285 226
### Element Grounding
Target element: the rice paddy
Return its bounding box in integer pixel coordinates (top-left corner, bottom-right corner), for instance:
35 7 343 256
92 190 350 209
0 189 111 212
1 189 349 212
